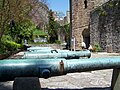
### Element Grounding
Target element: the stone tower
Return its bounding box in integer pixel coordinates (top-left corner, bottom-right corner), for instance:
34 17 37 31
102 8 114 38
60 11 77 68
71 0 109 50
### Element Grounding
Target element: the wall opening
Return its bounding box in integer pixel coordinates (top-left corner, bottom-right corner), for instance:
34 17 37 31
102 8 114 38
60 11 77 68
84 0 88 8
82 28 90 49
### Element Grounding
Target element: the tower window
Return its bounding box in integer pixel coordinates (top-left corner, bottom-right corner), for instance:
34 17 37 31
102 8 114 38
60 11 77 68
84 0 87 8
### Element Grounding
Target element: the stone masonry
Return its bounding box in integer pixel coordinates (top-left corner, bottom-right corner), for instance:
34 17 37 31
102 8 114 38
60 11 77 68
90 0 120 52
71 0 109 50
29 1 49 32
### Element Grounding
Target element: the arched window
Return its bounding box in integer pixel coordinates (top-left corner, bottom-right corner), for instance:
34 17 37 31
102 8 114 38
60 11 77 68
84 0 87 8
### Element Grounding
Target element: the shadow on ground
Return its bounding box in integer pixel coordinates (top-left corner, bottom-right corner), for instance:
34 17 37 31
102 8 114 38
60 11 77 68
0 85 12 90
42 87 111 90
0 83 111 90
0 87 111 90
0 82 13 90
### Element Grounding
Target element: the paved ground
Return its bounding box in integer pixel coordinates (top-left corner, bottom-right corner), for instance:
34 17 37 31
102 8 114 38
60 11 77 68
0 52 120 90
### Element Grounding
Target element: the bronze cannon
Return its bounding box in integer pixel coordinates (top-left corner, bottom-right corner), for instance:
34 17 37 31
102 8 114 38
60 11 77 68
0 57 120 81
23 49 91 59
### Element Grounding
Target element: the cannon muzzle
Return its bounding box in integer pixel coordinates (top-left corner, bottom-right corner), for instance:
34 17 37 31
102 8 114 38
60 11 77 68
0 57 120 81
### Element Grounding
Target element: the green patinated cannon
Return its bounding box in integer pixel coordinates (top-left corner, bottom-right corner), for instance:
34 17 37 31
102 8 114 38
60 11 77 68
26 49 70 53
1 57 120 90
0 57 120 81
27 47 53 51
22 50 91 59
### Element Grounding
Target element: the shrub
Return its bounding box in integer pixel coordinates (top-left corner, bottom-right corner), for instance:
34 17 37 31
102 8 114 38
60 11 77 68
4 41 22 51
93 43 102 52
55 40 61 44
1 35 23 51
0 47 6 54
0 40 7 54
1 35 12 42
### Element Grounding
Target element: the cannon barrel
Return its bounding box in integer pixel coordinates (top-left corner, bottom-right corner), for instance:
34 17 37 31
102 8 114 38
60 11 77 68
22 50 91 59
27 47 52 51
0 57 120 81
26 49 69 53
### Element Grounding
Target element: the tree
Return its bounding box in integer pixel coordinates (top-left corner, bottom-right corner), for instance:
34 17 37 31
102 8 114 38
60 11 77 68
59 24 70 49
0 0 10 41
0 0 32 41
0 0 49 53
9 19 36 44
0 0 49 43
48 10 60 43
63 24 70 44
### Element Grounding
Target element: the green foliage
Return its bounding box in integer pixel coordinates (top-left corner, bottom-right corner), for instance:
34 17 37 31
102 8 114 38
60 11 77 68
33 29 48 36
100 10 107 16
48 10 60 43
107 1 114 7
1 35 12 41
107 0 120 7
96 0 120 17
63 24 70 37
18 20 35 37
63 24 70 33
1 35 23 52
55 40 61 44
29 42 49 45
0 35 9 54
0 42 6 54
47 10 70 44
0 0 49 53
61 24 70 46
9 19 36 43
0 0 32 40
93 43 102 52
96 7 107 16
4 41 21 51
0 48 6 54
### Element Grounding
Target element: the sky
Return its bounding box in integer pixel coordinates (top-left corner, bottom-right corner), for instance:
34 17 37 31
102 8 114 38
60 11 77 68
48 0 69 16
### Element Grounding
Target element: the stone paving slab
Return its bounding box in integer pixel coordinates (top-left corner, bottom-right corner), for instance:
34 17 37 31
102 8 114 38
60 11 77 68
0 52 119 90
40 69 112 90
0 70 111 90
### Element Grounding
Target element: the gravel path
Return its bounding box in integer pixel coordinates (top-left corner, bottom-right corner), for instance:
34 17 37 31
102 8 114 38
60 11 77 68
0 52 119 90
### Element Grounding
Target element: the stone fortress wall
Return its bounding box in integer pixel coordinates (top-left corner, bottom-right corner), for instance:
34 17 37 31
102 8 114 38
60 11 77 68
71 0 109 50
90 0 120 52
